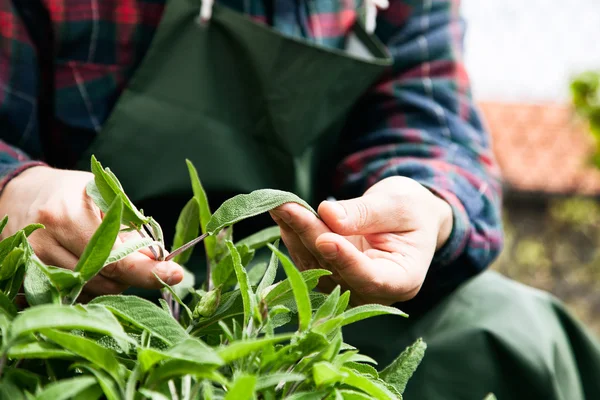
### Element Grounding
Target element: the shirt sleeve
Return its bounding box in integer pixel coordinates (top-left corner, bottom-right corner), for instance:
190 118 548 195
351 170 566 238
0 6 46 193
333 0 503 303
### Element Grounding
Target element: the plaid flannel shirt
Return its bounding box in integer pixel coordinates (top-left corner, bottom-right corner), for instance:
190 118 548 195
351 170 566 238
0 0 503 298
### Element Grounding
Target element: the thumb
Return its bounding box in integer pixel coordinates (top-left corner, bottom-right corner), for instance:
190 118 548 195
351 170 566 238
318 194 403 235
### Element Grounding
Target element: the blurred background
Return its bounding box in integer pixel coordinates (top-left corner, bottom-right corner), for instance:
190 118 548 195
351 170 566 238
461 0 600 335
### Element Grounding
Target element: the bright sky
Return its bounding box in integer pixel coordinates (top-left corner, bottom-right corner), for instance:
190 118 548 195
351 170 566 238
461 0 600 103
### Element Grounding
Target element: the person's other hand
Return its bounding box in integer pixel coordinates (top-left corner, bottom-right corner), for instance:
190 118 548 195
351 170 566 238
269 176 453 306
0 166 183 300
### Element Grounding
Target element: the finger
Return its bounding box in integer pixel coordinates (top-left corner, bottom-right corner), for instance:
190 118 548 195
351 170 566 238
32 235 79 271
31 236 130 298
118 230 157 259
100 251 183 289
318 194 413 236
271 204 349 293
270 212 320 272
271 203 332 257
315 232 420 303
270 213 339 294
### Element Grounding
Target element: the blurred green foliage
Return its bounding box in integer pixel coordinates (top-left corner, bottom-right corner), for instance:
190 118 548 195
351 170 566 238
572 71 600 167
494 197 600 336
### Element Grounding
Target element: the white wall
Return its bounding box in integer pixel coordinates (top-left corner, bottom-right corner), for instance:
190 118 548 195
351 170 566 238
461 0 600 102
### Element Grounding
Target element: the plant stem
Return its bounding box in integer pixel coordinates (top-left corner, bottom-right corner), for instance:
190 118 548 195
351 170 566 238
165 233 208 262
138 225 159 260
168 380 179 400
0 352 7 379
189 381 202 399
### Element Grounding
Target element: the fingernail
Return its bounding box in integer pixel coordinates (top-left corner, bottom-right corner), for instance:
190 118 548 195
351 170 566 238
272 209 291 224
318 242 338 260
327 201 346 220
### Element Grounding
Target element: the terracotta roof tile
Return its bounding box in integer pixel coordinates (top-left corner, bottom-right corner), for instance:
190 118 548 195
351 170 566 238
479 101 600 195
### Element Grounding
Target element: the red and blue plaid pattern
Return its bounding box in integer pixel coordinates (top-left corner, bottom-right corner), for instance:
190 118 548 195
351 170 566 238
0 0 503 296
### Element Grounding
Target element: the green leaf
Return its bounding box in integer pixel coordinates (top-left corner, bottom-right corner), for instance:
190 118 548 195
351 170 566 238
340 367 397 400
379 337 426 395
171 197 200 265
138 388 170 400
235 225 281 250
35 376 98 400
75 365 122 400
154 272 193 321
226 241 255 326
41 329 122 383
340 304 407 327
285 391 330 400
254 372 305 391
0 224 41 264
206 189 317 235
186 159 216 261
343 362 378 379
9 304 133 352
89 155 149 227
224 374 256 400
212 244 253 289
89 295 188 346
74 197 123 282
217 334 293 363
343 353 378 365
86 179 111 212
0 215 8 236
2 368 41 394
246 262 268 287
0 290 16 318
73 364 122 400
138 338 223 374
256 240 280 296
146 360 226 386
0 382 25 400
263 269 331 303
314 286 341 324
483 394 498 400
267 244 311 331
104 237 156 266
337 390 374 400
23 258 59 306
335 291 351 316
7 342 74 359
3 260 26 300
0 246 25 281
36 263 82 292
313 361 347 387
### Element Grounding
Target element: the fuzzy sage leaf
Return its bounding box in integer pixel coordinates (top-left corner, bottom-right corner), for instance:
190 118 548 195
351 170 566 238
186 159 216 261
74 197 123 282
380 337 427 395
267 244 313 331
226 241 255 327
206 189 317 235
171 197 200 265
89 155 149 228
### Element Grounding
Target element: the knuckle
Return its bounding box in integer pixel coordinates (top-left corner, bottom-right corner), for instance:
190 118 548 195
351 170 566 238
100 262 122 280
352 201 370 230
35 206 61 227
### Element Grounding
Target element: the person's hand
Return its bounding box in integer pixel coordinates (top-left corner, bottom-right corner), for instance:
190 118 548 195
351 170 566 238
269 176 453 306
0 166 183 300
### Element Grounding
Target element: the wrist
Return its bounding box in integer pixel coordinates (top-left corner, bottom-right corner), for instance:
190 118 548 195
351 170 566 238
432 193 453 251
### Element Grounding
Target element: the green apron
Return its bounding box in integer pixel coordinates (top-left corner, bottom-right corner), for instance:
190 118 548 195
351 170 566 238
76 0 600 397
